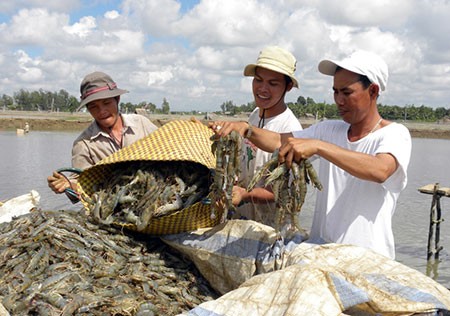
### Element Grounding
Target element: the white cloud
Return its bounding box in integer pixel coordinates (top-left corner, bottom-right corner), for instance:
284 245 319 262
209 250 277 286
408 0 450 63
105 10 120 20
147 70 174 85
188 83 207 98
63 16 96 37
194 47 227 70
0 0 449 110
17 68 44 83
122 0 181 36
15 50 44 82
1 8 69 45
310 0 414 28
175 0 280 46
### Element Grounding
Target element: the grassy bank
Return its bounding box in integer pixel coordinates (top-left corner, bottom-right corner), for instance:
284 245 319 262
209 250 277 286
1 110 450 139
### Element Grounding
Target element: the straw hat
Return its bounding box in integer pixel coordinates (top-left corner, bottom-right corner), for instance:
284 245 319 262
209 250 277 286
244 46 299 88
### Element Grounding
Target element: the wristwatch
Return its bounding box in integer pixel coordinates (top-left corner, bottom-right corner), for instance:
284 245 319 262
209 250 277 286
244 123 253 139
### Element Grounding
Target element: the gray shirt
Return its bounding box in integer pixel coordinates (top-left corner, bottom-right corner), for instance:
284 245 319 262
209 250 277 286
72 113 157 170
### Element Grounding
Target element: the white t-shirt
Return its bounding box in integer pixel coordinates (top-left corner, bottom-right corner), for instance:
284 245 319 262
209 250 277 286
236 107 302 227
292 120 411 259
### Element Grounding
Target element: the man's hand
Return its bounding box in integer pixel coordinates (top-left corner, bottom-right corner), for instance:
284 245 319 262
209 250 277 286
278 137 319 168
232 185 248 206
47 171 70 194
208 121 249 138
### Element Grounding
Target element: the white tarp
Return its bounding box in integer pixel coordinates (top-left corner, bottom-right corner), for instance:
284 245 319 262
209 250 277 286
0 302 9 316
0 190 40 223
163 220 450 315
163 219 307 295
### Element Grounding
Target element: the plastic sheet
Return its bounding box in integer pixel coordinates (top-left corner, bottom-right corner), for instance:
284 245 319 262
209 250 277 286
0 190 40 223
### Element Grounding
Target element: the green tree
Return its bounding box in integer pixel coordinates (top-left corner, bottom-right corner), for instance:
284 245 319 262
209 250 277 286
306 97 316 106
0 94 14 110
435 107 447 120
322 102 338 118
241 101 255 113
66 95 79 113
54 89 73 112
288 102 303 118
147 102 157 113
121 102 135 113
14 89 30 110
161 98 170 114
220 100 236 113
297 96 307 106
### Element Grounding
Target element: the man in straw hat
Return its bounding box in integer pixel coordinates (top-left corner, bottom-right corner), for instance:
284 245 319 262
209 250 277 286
226 46 303 228
210 50 411 259
47 71 157 201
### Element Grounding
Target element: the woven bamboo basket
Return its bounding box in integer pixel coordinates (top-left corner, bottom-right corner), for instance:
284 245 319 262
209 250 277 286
78 119 220 235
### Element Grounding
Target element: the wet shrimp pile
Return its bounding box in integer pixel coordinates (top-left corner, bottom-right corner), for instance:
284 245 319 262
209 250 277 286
0 209 219 315
86 161 211 231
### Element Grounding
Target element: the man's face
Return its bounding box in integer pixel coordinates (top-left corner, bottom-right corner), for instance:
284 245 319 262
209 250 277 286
86 97 119 129
252 67 291 110
332 69 372 124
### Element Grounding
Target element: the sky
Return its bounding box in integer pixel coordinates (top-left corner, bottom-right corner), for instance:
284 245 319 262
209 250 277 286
0 0 449 112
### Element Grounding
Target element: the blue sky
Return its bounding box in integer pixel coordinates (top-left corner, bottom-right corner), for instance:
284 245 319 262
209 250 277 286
68 0 199 21
71 1 123 21
0 0 449 111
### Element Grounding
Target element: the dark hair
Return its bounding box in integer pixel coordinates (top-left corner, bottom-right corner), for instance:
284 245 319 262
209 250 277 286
335 66 371 89
284 75 293 86
358 74 371 89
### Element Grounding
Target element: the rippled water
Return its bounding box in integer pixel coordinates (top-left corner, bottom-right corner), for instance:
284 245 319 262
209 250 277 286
1 131 450 287
0 131 80 211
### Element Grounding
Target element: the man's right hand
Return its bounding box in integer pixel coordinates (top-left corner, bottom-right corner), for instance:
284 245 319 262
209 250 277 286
47 171 70 194
232 185 248 206
208 121 249 138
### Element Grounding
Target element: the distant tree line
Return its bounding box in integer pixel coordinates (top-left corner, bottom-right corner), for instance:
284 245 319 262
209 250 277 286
1 89 450 122
219 96 450 122
1 89 80 112
0 90 172 115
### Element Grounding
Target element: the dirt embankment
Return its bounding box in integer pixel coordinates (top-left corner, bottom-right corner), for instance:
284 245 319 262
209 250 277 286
0 117 173 131
0 112 181 132
1 111 450 139
408 128 450 140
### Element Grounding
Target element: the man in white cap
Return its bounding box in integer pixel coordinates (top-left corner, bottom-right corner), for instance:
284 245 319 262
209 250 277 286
211 50 411 259
228 46 303 227
47 71 157 201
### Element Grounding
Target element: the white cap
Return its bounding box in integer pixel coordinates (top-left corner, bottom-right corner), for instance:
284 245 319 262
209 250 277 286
318 50 388 93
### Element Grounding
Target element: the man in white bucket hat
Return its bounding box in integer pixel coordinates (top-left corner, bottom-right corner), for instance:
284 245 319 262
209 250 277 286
47 71 157 202
218 46 303 228
211 50 411 259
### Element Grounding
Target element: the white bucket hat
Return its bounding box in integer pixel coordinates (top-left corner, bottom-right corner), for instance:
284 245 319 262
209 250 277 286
318 50 388 93
244 46 299 88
